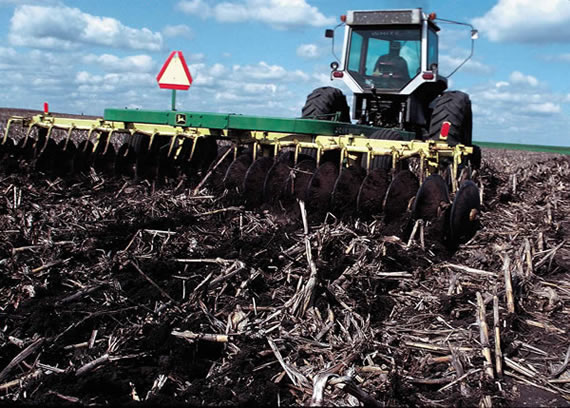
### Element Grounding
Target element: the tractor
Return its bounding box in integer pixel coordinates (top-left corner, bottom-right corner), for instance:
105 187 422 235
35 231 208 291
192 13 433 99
304 8 478 152
0 8 481 247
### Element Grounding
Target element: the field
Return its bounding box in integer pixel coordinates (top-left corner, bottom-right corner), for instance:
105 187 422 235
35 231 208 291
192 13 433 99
0 108 569 407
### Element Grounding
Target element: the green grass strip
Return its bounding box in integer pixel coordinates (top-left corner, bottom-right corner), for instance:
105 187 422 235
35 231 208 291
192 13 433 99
474 141 570 155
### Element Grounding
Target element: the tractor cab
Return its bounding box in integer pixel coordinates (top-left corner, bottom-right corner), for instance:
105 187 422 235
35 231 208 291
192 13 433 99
340 9 444 96
326 9 452 130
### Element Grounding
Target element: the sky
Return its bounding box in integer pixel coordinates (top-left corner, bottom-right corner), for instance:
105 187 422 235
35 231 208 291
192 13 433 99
0 0 569 147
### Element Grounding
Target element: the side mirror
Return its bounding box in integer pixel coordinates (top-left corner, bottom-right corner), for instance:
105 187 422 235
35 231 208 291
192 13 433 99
330 61 339 71
325 29 334 38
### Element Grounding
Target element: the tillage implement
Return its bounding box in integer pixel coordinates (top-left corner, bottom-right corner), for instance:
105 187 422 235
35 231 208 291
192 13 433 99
0 8 482 248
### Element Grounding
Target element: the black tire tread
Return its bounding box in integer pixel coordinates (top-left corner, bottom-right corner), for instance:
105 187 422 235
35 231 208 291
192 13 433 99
128 133 148 154
428 91 472 146
301 87 350 123
362 129 403 170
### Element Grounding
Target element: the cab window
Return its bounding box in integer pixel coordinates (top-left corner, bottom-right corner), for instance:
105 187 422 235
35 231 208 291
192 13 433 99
427 28 438 69
347 27 421 90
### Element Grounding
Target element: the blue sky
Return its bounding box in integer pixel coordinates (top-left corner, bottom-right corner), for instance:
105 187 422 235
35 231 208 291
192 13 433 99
0 0 569 146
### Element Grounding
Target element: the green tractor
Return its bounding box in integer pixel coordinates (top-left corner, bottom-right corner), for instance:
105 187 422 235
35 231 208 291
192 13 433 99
0 8 481 247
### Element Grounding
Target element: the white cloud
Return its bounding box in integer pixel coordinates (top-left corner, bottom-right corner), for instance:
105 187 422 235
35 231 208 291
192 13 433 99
177 0 335 29
217 83 278 99
0 48 74 77
188 53 205 63
83 54 155 73
210 63 227 77
470 75 568 136
522 102 561 115
242 83 278 94
189 60 310 85
177 0 206 15
0 46 18 62
509 71 539 87
297 43 321 59
75 71 154 88
232 61 309 81
472 0 570 43
470 77 569 145
437 29 493 77
9 5 163 51
0 0 61 5
0 46 161 114
543 53 570 63
439 55 493 75
163 24 192 39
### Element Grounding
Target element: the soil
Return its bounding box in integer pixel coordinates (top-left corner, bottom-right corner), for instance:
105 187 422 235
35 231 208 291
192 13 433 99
0 108 569 407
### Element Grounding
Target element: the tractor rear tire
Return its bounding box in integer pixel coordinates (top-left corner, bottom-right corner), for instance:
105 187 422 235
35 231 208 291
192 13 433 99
362 128 404 170
302 87 351 123
428 91 472 146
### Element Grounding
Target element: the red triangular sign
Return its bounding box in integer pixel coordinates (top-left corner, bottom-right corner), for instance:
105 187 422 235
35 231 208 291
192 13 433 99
156 51 192 90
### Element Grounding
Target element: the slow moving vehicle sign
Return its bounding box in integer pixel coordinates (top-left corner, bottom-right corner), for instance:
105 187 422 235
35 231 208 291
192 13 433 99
156 51 192 90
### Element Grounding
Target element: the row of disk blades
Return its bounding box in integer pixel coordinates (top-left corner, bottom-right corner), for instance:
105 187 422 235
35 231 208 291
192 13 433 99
0 127 217 179
0 126 481 248
217 148 481 249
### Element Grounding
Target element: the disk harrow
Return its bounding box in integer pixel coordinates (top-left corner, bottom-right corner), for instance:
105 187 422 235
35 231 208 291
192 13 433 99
1 110 480 247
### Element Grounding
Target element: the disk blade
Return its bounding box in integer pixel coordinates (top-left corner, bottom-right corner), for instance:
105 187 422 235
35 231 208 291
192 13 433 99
384 170 419 223
243 156 274 208
357 168 390 216
114 143 136 177
412 174 450 221
449 180 480 246
223 153 252 192
331 166 366 217
305 161 338 219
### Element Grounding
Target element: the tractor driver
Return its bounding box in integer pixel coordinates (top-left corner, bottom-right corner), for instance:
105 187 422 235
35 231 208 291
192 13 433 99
373 41 410 88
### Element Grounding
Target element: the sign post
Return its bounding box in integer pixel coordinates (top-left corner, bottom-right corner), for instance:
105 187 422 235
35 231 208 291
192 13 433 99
156 51 192 111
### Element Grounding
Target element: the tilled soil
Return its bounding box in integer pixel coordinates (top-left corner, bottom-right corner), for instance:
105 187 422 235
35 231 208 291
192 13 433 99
0 108 569 407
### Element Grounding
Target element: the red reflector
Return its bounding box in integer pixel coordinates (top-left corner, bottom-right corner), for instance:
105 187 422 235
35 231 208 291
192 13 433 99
428 12 437 21
422 72 435 80
440 121 451 140
340 14 347 22
44 102 49 114
332 71 344 78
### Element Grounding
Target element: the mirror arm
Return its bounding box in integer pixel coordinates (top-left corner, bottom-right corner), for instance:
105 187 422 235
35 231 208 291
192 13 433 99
434 18 478 78
329 22 345 64
446 36 475 78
